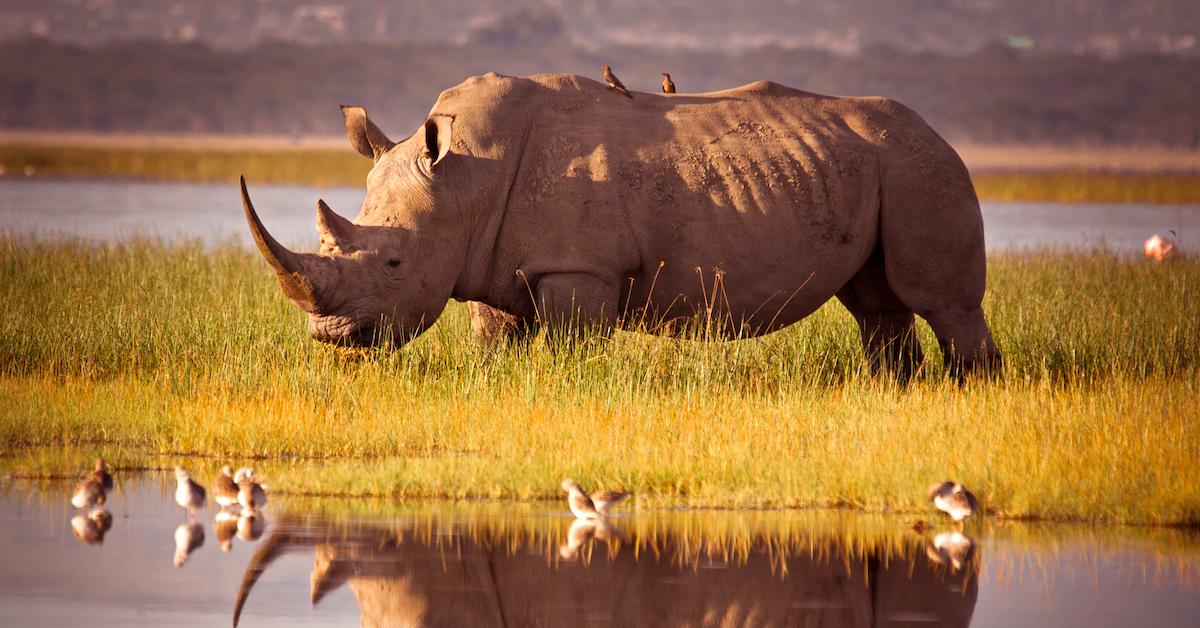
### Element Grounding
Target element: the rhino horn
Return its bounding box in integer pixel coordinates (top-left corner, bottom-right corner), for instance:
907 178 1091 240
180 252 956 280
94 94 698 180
240 176 334 311
315 199 356 250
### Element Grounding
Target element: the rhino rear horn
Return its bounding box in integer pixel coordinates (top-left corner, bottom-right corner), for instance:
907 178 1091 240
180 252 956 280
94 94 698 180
339 105 394 160
316 199 355 250
240 176 334 312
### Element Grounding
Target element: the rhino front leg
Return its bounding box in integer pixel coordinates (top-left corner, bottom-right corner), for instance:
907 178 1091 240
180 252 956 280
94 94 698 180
533 273 620 339
467 302 525 346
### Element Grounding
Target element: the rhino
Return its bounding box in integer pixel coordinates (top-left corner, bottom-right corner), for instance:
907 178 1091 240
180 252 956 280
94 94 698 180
240 72 1001 378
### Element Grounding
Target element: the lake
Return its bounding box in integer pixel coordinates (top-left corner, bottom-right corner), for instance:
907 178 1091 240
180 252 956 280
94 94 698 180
1 473 1198 627
1 178 1197 252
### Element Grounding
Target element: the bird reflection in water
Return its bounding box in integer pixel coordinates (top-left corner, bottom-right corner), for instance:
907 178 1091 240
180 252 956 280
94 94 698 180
232 513 981 627
173 522 205 567
214 510 267 551
215 511 239 552
70 508 113 546
926 530 977 573
237 512 266 541
558 517 623 561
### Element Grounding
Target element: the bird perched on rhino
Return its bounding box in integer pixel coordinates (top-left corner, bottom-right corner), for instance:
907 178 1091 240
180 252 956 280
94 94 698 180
561 478 631 519
601 65 633 98
928 481 978 523
661 72 675 93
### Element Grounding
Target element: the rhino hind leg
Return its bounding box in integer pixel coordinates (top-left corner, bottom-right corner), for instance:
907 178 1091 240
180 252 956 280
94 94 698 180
923 306 1002 381
875 144 1002 381
836 248 924 383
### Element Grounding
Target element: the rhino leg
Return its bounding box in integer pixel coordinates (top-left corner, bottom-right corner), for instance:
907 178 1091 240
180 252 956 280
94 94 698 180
836 247 924 383
533 273 619 339
467 302 525 346
875 139 1002 381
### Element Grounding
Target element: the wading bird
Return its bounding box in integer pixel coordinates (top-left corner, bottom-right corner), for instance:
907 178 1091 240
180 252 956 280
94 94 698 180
661 72 675 93
601 65 633 98
928 481 978 523
174 467 207 517
214 465 240 508
1144 230 1178 261
89 458 113 492
561 478 630 519
71 475 107 510
236 468 268 515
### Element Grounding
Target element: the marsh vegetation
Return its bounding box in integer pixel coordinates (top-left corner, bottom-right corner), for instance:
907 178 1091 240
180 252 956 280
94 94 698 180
1 235 1197 524
4 142 1200 203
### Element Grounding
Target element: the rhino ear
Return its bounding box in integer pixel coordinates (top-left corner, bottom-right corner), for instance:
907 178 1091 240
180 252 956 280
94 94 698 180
339 104 394 160
421 115 454 175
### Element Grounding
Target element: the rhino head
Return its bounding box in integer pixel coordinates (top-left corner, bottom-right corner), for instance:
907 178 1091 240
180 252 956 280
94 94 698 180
240 106 462 347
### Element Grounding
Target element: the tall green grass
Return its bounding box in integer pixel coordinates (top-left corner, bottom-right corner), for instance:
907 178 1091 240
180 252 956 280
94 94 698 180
1 235 1198 524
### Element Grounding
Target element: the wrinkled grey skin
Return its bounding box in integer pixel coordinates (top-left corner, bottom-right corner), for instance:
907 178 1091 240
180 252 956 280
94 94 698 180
241 72 1001 378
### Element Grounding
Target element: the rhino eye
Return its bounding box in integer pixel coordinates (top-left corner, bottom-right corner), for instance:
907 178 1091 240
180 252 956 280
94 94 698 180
386 259 402 268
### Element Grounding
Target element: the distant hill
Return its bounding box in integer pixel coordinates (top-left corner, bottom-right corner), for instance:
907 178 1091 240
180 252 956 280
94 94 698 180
1 37 1197 147
1 0 1196 57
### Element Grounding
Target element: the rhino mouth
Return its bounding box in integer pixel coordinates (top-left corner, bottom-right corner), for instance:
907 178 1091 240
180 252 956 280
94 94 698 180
308 317 389 348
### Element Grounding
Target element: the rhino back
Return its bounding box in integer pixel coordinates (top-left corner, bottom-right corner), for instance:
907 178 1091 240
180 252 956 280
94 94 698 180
432 74 945 328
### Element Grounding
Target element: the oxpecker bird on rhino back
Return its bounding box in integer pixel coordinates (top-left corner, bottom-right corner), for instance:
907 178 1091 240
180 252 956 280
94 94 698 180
239 72 1001 378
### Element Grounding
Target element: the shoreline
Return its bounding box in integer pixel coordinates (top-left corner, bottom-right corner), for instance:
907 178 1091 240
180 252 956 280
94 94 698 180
2 137 1200 204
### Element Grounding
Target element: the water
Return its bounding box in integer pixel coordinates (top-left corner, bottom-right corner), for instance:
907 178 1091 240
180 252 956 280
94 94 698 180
1 178 1196 252
2 475 1197 627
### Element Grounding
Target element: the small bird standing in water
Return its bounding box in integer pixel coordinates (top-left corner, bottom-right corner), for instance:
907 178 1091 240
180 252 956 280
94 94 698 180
89 458 114 492
71 475 107 509
213 465 240 508
661 72 675 94
174 467 207 517
928 481 978 523
601 65 634 98
235 467 268 515
561 478 630 519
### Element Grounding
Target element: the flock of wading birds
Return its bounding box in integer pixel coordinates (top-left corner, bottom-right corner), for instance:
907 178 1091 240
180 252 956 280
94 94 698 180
67 458 981 568
68 460 269 565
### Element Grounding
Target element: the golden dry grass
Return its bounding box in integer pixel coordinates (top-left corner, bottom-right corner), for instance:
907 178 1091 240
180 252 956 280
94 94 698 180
1 235 1197 524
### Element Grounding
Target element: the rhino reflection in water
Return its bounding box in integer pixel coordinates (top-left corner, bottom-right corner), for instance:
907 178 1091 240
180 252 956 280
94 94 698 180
241 72 1002 379
234 515 978 627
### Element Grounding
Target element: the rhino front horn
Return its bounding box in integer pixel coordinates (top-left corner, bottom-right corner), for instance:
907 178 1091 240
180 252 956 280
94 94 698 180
240 176 331 311
241 176 302 274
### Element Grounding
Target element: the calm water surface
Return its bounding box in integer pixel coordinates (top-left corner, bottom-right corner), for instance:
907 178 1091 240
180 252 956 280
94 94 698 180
1 475 1198 627
1 178 1197 252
